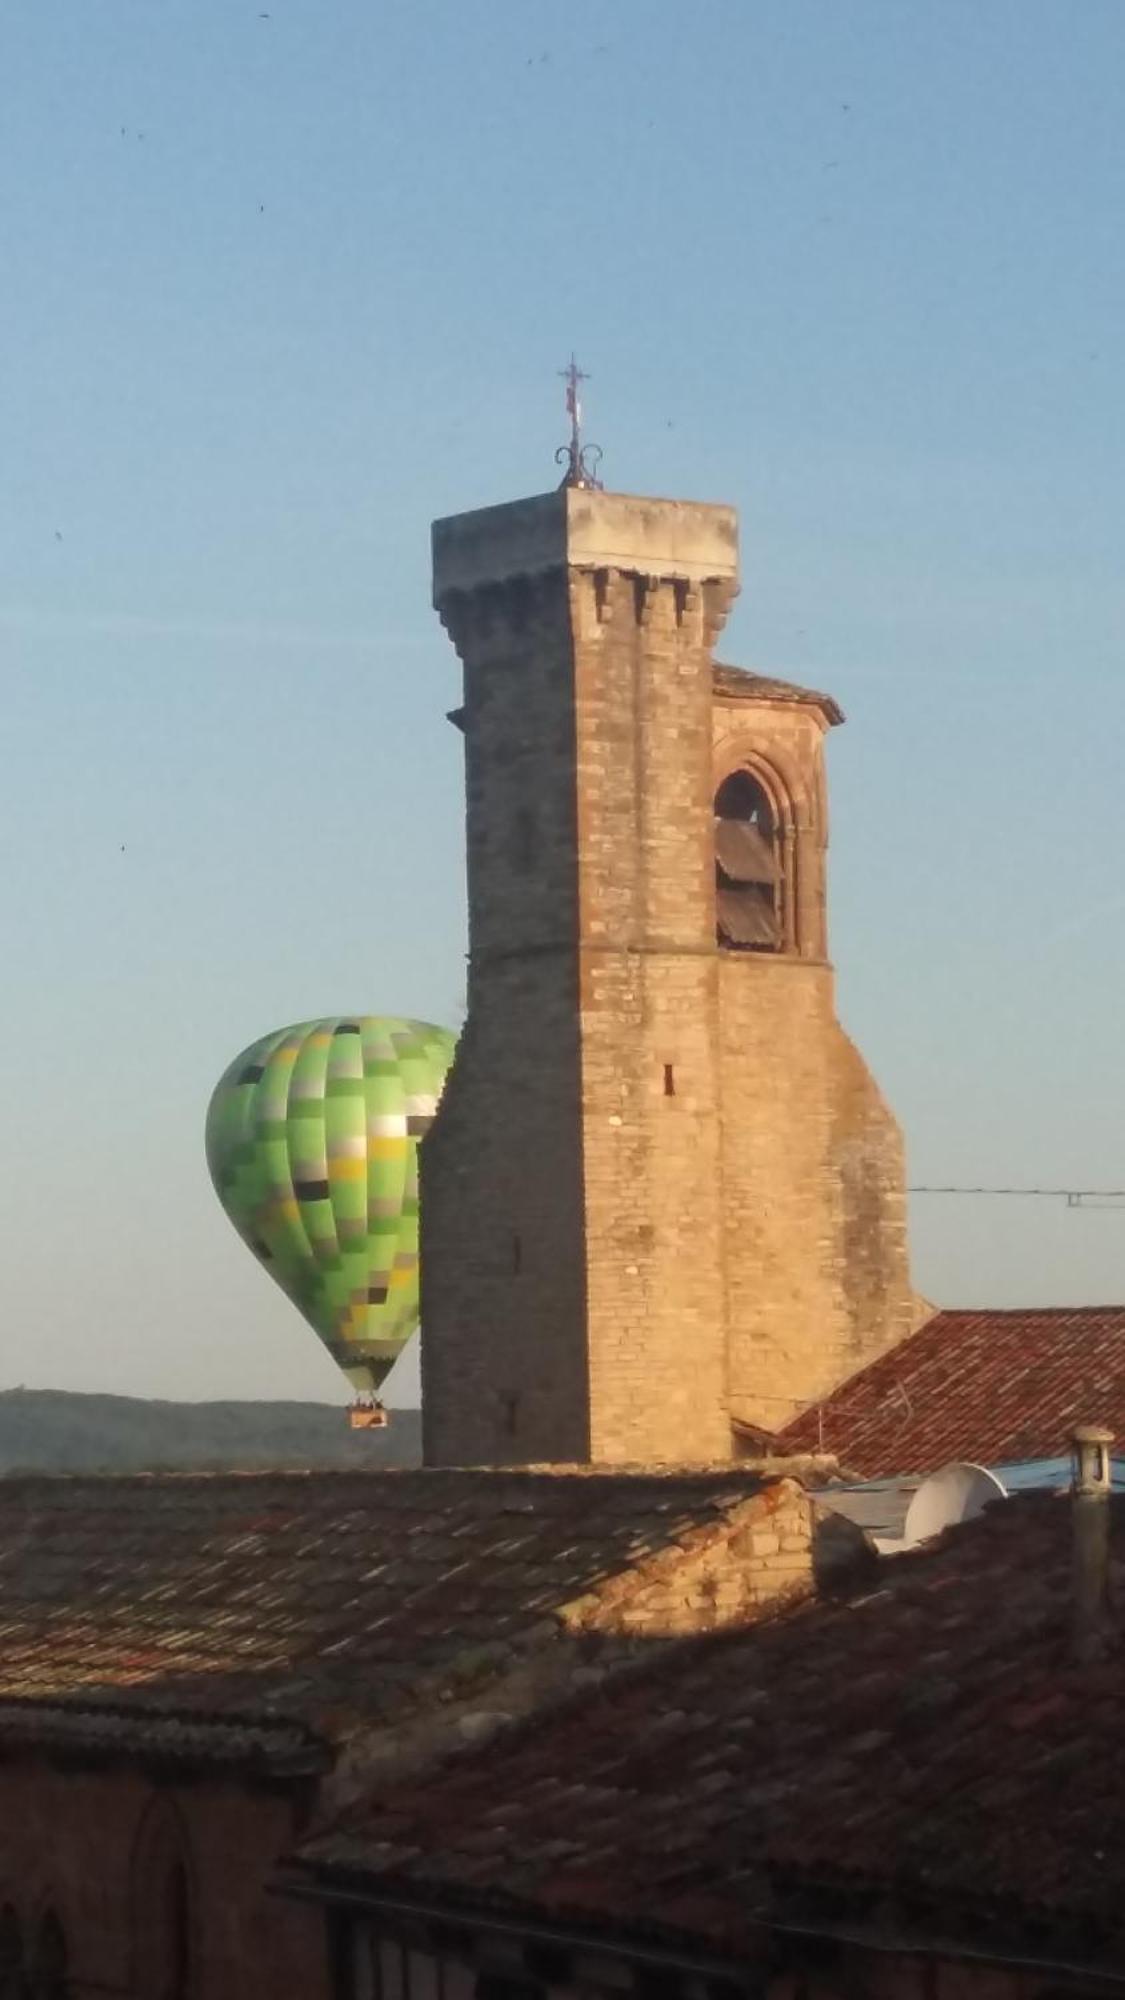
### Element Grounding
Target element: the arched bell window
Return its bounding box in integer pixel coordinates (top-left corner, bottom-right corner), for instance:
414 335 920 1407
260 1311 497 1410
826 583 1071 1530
714 770 783 952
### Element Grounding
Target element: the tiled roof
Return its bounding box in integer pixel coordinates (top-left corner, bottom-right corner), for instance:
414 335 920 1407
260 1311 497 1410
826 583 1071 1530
0 1697 326 1775
712 663 844 725
777 1306 1125 1476
0 1465 784 1755
296 1492 1125 1958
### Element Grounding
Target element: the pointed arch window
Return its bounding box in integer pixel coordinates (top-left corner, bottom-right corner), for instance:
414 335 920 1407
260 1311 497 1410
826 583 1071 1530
714 770 783 952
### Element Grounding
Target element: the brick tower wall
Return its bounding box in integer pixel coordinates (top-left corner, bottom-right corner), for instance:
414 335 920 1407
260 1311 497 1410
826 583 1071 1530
718 962 913 1430
421 487 914 1466
712 695 914 1430
422 492 738 1466
420 568 591 1465
571 565 730 1464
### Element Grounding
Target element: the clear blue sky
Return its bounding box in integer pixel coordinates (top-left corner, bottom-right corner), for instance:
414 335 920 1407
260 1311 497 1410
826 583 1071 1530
4 0 1125 1405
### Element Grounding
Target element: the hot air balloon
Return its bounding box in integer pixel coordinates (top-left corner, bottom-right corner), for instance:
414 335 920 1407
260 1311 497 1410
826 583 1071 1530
205 1017 457 1421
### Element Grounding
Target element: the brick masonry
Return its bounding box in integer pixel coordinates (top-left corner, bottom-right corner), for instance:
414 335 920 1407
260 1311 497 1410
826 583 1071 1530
712 691 914 1426
0 1475 829 2000
0 1764 325 2000
334 1473 828 1795
421 488 913 1464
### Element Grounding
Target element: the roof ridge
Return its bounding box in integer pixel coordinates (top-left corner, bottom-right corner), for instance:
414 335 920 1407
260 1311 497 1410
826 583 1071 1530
932 1303 1125 1317
711 661 844 724
0 1463 774 1492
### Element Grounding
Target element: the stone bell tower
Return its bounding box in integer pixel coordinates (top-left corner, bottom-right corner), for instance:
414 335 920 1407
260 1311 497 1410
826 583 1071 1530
420 482 913 1467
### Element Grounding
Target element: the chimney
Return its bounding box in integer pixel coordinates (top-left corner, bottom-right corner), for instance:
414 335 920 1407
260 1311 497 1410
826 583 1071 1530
1071 1424 1114 1664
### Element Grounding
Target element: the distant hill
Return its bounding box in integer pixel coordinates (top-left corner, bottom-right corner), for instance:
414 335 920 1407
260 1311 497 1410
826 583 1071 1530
0 1388 422 1473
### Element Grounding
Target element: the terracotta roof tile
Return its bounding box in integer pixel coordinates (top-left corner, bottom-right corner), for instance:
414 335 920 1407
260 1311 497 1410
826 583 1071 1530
0 1465 779 1754
712 663 844 725
0 1697 326 1774
777 1307 1125 1475
297 1493 1125 1955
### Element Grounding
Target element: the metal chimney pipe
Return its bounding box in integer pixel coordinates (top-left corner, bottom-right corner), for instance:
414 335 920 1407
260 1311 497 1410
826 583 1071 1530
1071 1424 1114 1664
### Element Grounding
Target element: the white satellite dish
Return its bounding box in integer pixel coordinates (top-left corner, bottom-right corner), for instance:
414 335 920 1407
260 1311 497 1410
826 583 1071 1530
903 1461 1008 1546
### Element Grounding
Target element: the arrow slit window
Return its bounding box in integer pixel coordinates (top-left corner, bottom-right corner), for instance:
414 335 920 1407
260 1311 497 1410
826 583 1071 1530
715 771 783 953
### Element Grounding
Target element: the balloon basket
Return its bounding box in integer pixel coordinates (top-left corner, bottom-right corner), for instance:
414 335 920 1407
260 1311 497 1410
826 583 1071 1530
348 1401 389 1431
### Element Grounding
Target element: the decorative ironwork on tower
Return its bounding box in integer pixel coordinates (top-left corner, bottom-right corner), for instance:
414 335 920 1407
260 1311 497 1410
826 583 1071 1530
555 354 604 489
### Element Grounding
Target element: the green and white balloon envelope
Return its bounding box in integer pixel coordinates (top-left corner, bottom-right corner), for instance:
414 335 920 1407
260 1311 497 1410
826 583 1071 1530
206 1016 456 1392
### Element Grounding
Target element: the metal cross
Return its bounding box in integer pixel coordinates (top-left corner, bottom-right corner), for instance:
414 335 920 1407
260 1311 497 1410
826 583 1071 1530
555 354 604 489
561 354 587 455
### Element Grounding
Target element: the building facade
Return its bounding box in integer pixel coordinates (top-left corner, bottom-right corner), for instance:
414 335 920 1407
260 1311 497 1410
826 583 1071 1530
0 1464 831 2000
0 1755 325 2000
294 1474 1125 2000
421 485 913 1466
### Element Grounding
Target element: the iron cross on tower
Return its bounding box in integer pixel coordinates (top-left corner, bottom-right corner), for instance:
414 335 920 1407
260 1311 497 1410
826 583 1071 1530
555 355 604 490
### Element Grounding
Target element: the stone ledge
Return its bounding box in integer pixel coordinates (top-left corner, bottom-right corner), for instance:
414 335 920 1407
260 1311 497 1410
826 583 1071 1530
433 488 738 600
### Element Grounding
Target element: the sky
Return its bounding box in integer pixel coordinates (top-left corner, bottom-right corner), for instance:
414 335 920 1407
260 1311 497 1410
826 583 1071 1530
3 0 1125 1406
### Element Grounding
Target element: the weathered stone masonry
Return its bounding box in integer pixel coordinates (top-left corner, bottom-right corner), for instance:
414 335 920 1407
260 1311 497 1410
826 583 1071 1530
421 486 913 1465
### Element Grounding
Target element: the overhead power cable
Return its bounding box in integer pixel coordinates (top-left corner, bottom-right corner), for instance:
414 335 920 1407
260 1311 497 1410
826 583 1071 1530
909 1184 1125 1205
